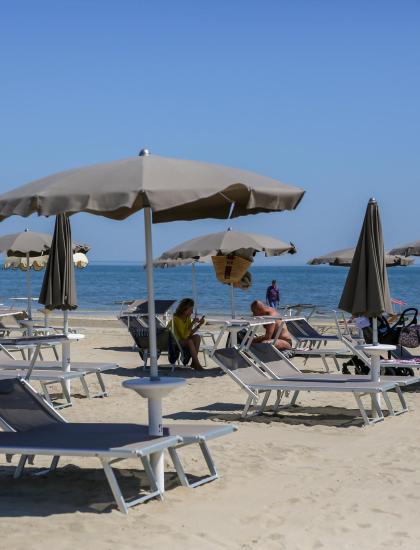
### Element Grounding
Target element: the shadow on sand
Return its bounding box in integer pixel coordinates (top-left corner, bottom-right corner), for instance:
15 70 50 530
0 464 188 517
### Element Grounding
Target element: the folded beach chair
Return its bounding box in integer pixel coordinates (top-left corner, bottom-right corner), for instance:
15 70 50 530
213 347 404 426
0 377 236 513
0 359 118 398
249 342 417 401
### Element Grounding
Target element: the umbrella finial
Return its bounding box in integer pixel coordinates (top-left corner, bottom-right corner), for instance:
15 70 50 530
369 197 377 204
139 149 150 157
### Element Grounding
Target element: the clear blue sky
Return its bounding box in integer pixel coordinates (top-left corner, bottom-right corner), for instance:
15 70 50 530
0 0 419 264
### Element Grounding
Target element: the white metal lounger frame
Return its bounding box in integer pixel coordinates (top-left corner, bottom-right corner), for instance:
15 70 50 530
213 348 403 426
245 343 409 419
0 379 235 505
0 380 180 513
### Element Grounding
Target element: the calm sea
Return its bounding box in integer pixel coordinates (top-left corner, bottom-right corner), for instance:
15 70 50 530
1 264 420 316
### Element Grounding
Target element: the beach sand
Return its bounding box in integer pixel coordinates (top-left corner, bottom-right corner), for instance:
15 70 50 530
1 323 420 550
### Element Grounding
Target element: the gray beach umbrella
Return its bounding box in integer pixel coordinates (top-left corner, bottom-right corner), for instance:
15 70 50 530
0 230 51 257
161 229 297 260
0 153 304 223
0 148 305 490
339 198 392 353
0 230 88 319
389 240 420 257
160 228 296 316
39 213 77 311
308 247 413 267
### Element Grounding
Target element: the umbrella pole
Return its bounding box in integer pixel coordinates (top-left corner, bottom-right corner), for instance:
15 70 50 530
370 316 382 414
192 262 198 314
25 253 32 321
62 309 71 394
144 206 164 489
230 283 236 319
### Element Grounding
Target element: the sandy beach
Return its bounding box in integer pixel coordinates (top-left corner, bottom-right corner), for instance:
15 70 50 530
1 321 420 550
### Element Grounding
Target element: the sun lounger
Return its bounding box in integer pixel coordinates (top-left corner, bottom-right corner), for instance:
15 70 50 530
213 347 404 426
284 317 346 348
249 342 416 412
0 377 236 512
0 359 117 398
0 368 89 408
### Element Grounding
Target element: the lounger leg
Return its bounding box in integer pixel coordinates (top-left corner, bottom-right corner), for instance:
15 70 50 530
139 455 162 502
96 372 108 397
353 393 370 426
53 346 59 360
168 442 218 489
381 391 395 416
100 457 129 514
272 391 283 413
242 394 259 418
39 382 54 407
353 392 384 426
321 355 330 373
258 391 271 414
14 455 28 479
39 350 44 361
50 456 60 471
168 447 189 487
395 386 408 414
79 375 91 399
60 381 72 407
388 386 408 416
333 357 340 372
291 390 299 406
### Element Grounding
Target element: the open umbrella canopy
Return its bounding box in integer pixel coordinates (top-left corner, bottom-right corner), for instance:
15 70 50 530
0 230 51 257
4 252 88 271
39 214 78 311
160 229 297 261
0 153 305 223
151 257 204 268
0 230 90 257
308 247 413 267
339 199 392 318
389 240 420 257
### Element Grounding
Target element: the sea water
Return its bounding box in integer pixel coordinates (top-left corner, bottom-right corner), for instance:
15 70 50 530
1 264 419 316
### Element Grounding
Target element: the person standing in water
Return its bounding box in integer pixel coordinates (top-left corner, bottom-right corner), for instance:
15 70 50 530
266 280 280 309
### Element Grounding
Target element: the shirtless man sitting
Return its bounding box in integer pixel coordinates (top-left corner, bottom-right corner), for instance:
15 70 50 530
250 300 293 351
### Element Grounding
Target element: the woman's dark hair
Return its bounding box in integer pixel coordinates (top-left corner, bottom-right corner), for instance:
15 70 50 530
175 298 194 317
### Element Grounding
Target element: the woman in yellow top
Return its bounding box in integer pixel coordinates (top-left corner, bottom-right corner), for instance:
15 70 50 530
171 298 205 370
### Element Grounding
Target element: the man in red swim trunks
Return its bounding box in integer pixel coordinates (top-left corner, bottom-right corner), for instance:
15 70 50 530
250 300 293 351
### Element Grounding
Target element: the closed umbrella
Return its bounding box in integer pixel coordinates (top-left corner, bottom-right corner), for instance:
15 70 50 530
339 198 393 387
0 148 305 491
160 228 296 317
39 213 77 390
308 247 413 267
389 240 420 257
